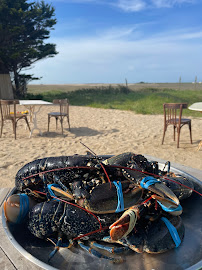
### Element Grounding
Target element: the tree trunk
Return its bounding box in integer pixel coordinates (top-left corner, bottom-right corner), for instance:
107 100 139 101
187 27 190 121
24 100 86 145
13 68 20 98
0 74 14 99
0 61 9 74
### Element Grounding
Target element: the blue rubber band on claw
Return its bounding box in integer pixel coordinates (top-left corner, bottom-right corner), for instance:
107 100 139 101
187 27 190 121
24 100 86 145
113 181 124 213
161 217 181 248
16 194 29 224
140 176 160 190
47 184 62 201
157 201 182 213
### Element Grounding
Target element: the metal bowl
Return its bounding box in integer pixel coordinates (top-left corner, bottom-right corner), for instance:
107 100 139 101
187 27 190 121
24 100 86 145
2 162 202 270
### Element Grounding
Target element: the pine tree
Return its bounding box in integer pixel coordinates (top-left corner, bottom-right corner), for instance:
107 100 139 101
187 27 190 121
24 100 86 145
0 0 57 97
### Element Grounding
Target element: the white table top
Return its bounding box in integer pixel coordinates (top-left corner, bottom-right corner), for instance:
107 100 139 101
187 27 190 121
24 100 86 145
19 100 52 105
188 102 202 111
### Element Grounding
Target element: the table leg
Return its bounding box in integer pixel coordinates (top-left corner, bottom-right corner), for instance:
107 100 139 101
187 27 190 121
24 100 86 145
197 141 202 151
23 105 34 123
29 106 42 137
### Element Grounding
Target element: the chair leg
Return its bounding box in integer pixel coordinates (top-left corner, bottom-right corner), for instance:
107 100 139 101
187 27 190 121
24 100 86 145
0 122 4 137
189 122 192 144
162 126 166 145
60 117 64 134
67 116 70 130
173 126 176 141
55 117 58 130
13 122 17 140
48 115 50 132
177 128 181 148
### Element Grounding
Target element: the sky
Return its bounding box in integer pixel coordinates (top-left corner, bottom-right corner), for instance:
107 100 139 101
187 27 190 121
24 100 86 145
29 0 202 84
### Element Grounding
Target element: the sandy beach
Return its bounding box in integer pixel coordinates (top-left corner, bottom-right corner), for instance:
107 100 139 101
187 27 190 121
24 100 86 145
0 105 201 188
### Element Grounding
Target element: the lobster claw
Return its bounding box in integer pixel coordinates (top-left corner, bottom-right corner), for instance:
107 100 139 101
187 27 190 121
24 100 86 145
140 176 180 206
3 194 36 224
152 194 182 216
109 207 139 241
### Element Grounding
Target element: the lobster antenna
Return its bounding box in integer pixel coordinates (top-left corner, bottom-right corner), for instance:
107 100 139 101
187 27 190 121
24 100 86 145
80 141 97 156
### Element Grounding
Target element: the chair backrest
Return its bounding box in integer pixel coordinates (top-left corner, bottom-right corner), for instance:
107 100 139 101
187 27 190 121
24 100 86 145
53 99 69 115
163 103 187 125
0 99 19 121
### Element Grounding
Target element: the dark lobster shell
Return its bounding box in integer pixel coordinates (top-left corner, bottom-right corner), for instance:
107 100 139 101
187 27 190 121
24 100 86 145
15 155 111 191
28 200 121 241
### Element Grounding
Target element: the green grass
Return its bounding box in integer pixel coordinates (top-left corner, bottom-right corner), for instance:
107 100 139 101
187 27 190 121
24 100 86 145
26 85 202 117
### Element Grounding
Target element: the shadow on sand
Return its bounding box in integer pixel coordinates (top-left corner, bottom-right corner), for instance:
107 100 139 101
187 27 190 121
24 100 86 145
42 127 119 138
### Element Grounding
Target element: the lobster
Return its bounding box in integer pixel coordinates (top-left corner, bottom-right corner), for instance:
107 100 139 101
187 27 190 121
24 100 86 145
15 152 159 193
4 195 185 262
4 152 197 263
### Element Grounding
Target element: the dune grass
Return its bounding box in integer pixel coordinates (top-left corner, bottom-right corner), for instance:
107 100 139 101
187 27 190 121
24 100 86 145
26 85 202 116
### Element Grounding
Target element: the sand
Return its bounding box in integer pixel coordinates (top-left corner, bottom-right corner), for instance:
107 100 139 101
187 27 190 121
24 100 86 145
0 105 201 188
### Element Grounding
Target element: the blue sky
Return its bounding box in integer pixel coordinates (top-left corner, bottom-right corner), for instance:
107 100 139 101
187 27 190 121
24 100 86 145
29 0 202 84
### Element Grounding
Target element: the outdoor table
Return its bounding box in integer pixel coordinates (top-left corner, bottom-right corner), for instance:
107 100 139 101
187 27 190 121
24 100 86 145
188 102 202 150
19 100 52 137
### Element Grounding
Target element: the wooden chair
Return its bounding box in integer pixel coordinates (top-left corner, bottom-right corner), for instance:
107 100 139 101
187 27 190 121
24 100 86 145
162 103 192 148
48 99 70 134
0 99 31 139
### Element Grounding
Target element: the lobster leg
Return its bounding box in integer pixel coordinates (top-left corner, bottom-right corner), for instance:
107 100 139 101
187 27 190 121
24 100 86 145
90 241 130 254
53 175 69 192
47 236 72 261
42 174 52 201
78 241 123 263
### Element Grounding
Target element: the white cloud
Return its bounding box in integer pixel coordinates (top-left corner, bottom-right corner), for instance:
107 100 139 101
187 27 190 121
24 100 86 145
143 28 202 42
115 0 146 12
174 30 202 40
151 0 196 8
114 0 196 12
27 27 202 84
98 25 138 40
46 0 197 12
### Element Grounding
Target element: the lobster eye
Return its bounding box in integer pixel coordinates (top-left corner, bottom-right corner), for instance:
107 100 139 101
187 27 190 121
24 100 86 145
4 194 21 223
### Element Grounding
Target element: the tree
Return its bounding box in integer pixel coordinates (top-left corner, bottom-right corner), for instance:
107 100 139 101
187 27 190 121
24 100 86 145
0 0 57 97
